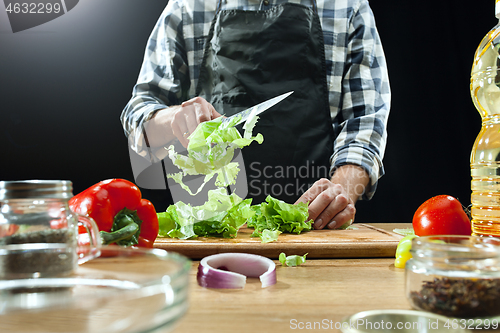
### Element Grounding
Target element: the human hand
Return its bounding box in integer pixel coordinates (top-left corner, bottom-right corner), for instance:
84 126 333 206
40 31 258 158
171 97 222 147
295 178 356 230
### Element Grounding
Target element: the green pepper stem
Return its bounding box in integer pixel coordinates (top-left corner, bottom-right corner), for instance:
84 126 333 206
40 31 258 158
104 208 143 246
100 223 139 245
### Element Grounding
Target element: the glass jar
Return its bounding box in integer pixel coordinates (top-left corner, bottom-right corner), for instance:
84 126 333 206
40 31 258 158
0 180 101 279
406 235 500 319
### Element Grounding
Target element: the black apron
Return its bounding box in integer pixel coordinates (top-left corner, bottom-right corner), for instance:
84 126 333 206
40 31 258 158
196 0 334 204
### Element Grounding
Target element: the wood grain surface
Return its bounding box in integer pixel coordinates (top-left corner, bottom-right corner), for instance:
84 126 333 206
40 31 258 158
174 223 500 333
176 258 412 333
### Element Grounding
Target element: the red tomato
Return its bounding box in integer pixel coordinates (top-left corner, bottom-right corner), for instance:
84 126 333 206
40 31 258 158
412 195 472 236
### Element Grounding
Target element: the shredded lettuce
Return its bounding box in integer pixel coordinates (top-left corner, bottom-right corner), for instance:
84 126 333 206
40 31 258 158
166 115 263 193
157 188 254 239
336 219 358 230
247 195 312 242
393 228 415 236
158 111 264 239
158 110 312 242
279 252 308 267
258 229 282 243
159 193 312 241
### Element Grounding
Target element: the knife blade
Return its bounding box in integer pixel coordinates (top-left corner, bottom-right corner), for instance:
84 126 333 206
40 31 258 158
221 91 293 126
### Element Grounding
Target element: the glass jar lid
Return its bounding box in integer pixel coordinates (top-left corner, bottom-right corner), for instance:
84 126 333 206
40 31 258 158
0 180 73 200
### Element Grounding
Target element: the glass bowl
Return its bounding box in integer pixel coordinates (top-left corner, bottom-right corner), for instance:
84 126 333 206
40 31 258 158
0 246 191 333
340 309 472 333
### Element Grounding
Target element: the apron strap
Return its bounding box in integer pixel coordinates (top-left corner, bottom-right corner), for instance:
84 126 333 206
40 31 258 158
216 0 223 15
311 0 318 15
216 0 318 15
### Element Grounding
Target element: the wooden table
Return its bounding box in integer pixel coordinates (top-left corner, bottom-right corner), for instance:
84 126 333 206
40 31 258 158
176 257 408 332
172 223 500 333
2 223 496 332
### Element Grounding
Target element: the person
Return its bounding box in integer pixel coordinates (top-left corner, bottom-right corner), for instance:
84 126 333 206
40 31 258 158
121 0 391 230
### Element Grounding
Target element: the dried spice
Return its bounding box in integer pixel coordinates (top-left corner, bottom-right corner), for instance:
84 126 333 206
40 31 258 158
0 229 75 277
0 228 70 245
410 277 500 318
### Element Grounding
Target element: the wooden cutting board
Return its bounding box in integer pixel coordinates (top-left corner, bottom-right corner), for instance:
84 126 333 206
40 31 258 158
153 223 403 259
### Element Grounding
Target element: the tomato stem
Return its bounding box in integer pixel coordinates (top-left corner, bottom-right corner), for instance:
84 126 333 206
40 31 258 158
463 204 472 221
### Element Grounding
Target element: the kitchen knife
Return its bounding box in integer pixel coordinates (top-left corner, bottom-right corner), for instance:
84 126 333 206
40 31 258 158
221 91 293 126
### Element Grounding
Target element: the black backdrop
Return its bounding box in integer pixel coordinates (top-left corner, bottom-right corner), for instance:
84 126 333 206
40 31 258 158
0 1 495 223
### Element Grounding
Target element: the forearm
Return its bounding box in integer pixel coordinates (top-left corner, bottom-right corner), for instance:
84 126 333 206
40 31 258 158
121 0 189 152
143 107 178 148
120 96 172 162
330 164 370 204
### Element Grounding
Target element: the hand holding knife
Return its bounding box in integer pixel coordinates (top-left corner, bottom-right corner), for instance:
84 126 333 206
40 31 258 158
156 91 293 148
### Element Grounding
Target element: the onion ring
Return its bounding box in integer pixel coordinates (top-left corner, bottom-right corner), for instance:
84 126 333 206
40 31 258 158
197 253 277 289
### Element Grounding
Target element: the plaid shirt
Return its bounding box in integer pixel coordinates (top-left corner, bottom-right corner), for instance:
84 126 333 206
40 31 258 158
121 0 391 200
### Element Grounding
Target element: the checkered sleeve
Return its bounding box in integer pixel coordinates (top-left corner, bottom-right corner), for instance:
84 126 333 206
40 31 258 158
329 0 391 200
120 0 190 161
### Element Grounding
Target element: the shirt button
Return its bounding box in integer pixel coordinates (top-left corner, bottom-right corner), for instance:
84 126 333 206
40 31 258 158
263 0 269 5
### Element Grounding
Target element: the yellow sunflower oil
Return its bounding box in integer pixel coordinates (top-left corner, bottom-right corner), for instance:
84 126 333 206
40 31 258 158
470 0 500 236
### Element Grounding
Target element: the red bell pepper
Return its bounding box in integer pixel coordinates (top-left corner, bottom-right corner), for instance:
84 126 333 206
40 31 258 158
69 179 159 248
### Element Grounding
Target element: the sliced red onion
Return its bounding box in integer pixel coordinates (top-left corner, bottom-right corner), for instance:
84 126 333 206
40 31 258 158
197 253 277 289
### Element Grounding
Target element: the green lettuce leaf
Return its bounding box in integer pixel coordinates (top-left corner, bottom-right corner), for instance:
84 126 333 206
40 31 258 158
393 228 415 236
279 252 308 267
248 195 312 234
166 115 263 195
159 112 264 239
247 195 312 242
257 229 282 243
336 219 359 230
157 188 254 239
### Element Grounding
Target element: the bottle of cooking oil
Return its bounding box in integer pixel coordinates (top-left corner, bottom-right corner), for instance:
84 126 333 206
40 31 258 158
470 0 500 237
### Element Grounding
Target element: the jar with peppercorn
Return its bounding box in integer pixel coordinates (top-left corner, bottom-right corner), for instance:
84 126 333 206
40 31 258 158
407 235 500 321
0 180 101 279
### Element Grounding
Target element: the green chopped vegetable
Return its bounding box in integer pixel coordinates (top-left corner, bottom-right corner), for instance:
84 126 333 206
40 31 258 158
279 252 308 267
393 228 415 237
157 188 254 239
158 111 264 239
247 195 312 242
158 191 312 241
336 219 356 230
158 110 313 242
343 225 359 230
166 115 263 194
257 229 282 243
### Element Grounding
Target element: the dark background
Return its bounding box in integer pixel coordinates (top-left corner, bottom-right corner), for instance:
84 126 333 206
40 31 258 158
0 1 495 222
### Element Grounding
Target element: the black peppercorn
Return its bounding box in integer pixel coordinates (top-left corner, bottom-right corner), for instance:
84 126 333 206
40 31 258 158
410 277 500 318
